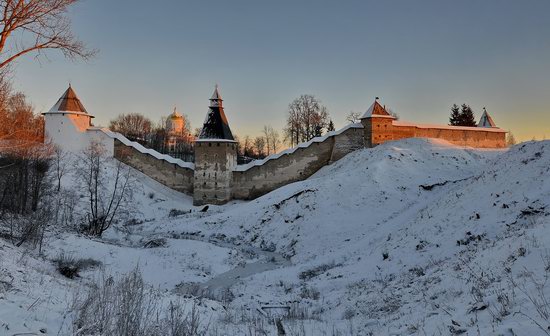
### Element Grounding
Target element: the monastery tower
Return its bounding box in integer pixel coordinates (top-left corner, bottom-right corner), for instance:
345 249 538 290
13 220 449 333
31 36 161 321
193 85 237 206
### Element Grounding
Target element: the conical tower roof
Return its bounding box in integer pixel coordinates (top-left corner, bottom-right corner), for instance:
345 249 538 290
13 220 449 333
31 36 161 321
210 85 222 101
48 85 89 114
361 98 394 119
478 108 497 128
198 86 235 141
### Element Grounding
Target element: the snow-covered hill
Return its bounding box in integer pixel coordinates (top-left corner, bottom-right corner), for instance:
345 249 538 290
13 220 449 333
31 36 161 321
2 138 550 335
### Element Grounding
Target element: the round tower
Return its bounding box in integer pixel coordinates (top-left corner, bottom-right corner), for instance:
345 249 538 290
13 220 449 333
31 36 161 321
193 85 237 206
42 85 95 152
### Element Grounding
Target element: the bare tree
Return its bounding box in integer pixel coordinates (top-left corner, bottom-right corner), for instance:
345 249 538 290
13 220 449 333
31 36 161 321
253 136 266 158
346 111 361 124
109 113 153 143
242 135 252 157
506 131 517 147
77 141 133 237
262 125 280 155
52 145 69 191
285 94 330 147
0 91 44 152
386 107 400 120
0 0 96 70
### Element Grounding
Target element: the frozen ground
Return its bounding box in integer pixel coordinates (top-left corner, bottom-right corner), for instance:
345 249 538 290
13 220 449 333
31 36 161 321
2 138 550 335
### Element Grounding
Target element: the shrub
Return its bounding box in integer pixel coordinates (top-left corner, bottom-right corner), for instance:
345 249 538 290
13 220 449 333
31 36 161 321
299 262 339 280
169 209 188 217
53 252 101 279
143 238 168 248
72 267 209 336
299 284 320 300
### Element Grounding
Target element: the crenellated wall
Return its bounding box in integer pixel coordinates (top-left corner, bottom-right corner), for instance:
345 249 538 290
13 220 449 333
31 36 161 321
113 139 194 194
107 118 505 204
231 124 363 200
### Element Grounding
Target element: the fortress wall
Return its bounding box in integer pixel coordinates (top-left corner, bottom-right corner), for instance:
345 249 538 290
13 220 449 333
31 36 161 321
232 138 335 200
391 123 506 148
366 118 507 148
232 125 363 200
330 126 365 162
114 139 194 194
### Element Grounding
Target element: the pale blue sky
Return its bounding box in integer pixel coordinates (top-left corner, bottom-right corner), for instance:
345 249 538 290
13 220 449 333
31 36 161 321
11 0 550 140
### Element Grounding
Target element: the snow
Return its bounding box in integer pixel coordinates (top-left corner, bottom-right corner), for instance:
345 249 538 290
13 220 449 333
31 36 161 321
3 138 550 335
235 123 363 171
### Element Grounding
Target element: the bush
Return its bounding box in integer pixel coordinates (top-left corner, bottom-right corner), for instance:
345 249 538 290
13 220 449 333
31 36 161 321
53 252 101 279
72 267 209 336
299 262 339 280
175 282 234 304
299 284 320 300
169 209 188 217
143 238 168 248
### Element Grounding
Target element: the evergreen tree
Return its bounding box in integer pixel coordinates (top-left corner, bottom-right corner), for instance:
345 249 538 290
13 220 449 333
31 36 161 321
460 104 476 126
327 119 335 132
449 104 461 126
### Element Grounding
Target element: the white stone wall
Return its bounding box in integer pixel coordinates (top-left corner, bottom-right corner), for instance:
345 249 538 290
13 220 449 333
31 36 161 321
44 113 114 156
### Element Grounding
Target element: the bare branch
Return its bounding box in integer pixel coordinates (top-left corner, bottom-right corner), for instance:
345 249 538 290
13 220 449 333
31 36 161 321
0 0 96 70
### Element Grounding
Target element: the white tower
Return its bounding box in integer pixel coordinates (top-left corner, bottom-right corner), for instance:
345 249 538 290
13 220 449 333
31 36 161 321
42 85 112 154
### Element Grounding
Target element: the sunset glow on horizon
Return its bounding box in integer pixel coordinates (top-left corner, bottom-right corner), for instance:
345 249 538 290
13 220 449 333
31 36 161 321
10 0 550 142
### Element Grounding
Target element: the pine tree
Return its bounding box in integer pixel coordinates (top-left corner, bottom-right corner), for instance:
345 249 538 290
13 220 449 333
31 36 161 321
460 104 476 126
327 119 335 132
449 104 461 125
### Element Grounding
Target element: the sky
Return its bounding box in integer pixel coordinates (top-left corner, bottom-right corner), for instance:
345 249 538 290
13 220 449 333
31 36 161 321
10 0 550 141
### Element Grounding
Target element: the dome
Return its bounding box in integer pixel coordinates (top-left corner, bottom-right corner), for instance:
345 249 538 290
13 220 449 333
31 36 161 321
169 107 183 120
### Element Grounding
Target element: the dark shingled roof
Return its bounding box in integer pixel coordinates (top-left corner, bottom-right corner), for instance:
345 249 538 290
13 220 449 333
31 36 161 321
199 86 235 141
478 108 497 128
50 86 88 113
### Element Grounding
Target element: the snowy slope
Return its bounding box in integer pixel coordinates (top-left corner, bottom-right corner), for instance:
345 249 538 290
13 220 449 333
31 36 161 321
2 138 550 335
141 138 550 334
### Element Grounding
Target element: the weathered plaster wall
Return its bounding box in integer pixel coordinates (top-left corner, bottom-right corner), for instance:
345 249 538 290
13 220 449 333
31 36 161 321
232 138 335 200
113 139 194 194
330 127 364 162
193 141 237 206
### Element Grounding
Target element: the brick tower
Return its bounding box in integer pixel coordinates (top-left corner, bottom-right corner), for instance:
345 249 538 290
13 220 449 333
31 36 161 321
193 85 237 206
360 98 396 147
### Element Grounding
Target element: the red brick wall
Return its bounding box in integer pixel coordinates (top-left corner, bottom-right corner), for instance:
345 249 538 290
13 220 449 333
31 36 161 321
363 117 506 148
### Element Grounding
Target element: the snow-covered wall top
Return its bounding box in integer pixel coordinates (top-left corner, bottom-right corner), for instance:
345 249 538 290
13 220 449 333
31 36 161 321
99 128 195 169
234 123 363 172
392 120 507 133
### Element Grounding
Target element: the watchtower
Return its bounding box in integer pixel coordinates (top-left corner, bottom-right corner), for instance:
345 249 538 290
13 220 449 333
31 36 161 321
193 86 237 206
360 98 396 147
